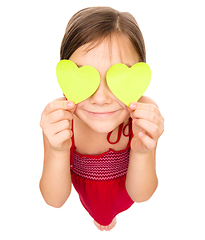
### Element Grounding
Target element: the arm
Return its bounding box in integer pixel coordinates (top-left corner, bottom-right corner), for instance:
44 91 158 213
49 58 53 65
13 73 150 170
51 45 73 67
126 97 164 202
39 98 76 208
126 148 158 202
39 133 72 208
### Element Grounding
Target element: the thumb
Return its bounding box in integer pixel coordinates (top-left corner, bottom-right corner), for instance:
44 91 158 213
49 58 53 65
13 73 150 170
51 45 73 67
126 102 137 115
66 100 77 113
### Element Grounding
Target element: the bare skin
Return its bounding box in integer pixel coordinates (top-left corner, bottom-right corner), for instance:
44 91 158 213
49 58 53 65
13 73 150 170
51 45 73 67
94 218 117 231
39 34 164 230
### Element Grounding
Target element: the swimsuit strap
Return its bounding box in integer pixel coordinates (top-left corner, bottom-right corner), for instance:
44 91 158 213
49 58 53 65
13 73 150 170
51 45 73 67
107 122 124 145
107 118 132 144
123 119 133 137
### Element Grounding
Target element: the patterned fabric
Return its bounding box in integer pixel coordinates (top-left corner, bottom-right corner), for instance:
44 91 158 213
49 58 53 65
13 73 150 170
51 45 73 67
70 119 134 226
72 147 130 181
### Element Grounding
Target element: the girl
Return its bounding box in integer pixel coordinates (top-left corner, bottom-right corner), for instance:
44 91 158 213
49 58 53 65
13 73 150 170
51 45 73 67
39 7 164 231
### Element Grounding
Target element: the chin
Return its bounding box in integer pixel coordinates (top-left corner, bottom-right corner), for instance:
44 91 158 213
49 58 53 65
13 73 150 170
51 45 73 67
82 115 130 134
87 121 119 133
75 108 130 133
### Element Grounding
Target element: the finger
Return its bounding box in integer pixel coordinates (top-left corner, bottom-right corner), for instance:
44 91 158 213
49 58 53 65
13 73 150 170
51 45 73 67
43 100 76 115
47 109 74 124
129 102 163 122
67 101 76 113
138 132 156 151
43 118 71 139
133 119 160 140
52 119 72 134
55 130 72 147
131 109 161 126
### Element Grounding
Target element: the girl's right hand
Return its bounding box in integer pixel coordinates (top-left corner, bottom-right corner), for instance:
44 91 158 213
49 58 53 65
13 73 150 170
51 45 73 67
40 97 76 152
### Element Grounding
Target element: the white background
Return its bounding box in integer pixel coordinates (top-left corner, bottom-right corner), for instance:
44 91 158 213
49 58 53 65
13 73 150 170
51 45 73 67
1 0 205 239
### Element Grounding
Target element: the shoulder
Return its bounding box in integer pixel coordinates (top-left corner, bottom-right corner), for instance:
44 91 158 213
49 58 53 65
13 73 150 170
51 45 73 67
138 96 158 107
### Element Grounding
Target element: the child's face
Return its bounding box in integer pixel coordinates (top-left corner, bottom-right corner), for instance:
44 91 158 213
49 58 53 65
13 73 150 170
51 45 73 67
69 34 141 133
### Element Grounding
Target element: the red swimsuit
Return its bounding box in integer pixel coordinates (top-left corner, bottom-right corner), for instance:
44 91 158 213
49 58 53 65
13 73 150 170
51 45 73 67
70 121 134 226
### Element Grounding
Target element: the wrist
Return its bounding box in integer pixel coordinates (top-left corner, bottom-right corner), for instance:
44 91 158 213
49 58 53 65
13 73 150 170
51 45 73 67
49 138 72 154
130 148 153 160
49 145 71 158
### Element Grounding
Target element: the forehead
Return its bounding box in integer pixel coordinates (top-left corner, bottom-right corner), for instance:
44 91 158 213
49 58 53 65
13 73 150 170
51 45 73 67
69 33 140 70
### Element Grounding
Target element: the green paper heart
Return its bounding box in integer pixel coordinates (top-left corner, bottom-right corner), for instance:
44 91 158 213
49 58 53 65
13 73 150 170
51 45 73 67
56 60 100 104
106 62 151 106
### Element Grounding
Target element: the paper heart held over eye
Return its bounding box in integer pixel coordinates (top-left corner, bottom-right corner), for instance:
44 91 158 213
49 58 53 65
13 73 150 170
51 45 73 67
56 60 100 104
56 60 151 106
106 62 151 106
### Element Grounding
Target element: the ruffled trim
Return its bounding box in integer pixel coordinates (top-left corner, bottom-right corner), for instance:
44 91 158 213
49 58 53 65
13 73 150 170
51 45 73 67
72 144 130 160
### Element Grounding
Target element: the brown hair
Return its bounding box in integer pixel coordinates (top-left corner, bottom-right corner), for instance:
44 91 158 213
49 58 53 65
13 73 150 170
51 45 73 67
60 7 146 62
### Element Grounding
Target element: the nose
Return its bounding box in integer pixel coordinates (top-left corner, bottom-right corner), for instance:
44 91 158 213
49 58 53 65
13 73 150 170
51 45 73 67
89 77 113 105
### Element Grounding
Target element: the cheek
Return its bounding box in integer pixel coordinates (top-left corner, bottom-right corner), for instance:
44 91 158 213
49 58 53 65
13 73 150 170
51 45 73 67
118 103 130 119
74 100 89 119
117 100 129 111
123 109 131 120
111 93 128 109
74 98 87 111
74 103 82 117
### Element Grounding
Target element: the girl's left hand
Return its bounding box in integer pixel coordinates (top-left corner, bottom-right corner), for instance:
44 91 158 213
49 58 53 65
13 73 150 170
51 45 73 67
129 102 164 154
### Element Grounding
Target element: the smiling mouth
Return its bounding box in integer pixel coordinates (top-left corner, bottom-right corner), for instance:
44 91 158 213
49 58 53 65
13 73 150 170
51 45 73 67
85 110 120 117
